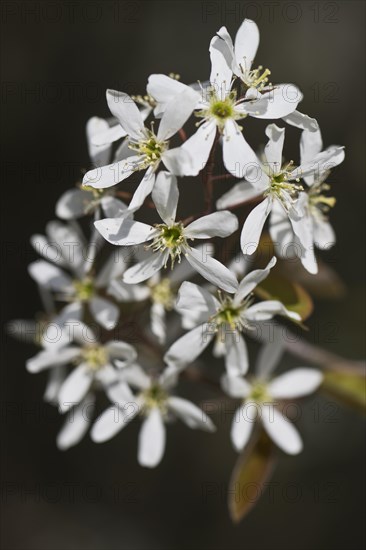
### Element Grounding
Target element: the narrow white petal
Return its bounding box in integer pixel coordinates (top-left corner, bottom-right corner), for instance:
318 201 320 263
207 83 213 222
164 324 214 371
245 300 301 322
185 211 238 239
313 218 336 249
147 74 189 109
225 333 249 376
28 261 72 291
264 124 285 169
186 247 239 293
168 397 216 432
89 296 119 329
231 402 255 451
123 252 167 284
247 85 303 119
150 302 166 344
91 124 126 147
151 171 179 224
101 196 128 218
268 368 323 399
94 218 153 246
91 405 136 442
128 169 156 213
234 256 276 304
58 364 93 413
221 374 251 398
26 347 80 373
56 188 94 220
181 120 217 176
105 341 137 363
262 405 303 455
209 35 233 94
82 157 139 189
56 394 95 450
234 19 259 73
176 281 219 317
86 116 113 166
223 119 259 178
216 181 261 210
240 197 271 255
138 409 166 468
157 86 199 140
106 89 145 140
282 110 319 132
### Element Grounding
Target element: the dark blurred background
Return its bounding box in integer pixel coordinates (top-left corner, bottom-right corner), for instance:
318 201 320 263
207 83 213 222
1 1 365 549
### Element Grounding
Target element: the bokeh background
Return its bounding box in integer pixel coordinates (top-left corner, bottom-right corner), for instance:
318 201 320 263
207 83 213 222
1 1 365 549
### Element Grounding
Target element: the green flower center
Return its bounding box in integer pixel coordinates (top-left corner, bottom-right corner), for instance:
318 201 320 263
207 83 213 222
141 383 168 414
210 294 254 334
149 278 174 310
129 129 168 169
73 277 95 301
248 381 272 404
81 345 108 371
148 223 188 268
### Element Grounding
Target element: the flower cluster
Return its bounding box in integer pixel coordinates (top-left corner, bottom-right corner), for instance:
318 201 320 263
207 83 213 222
11 19 349 504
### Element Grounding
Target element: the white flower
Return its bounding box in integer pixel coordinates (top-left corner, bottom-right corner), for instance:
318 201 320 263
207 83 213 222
269 126 345 274
56 117 130 221
110 250 204 345
148 21 302 178
26 322 137 414
222 339 323 454
91 364 216 468
164 257 300 376
94 171 239 292
216 123 344 256
82 88 199 214
28 221 123 329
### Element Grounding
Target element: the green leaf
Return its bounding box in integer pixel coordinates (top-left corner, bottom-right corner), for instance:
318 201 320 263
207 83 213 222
322 370 366 412
228 428 276 523
255 272 314 321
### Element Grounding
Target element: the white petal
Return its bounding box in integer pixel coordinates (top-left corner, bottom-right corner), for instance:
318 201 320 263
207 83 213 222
56 188 94 220
138 408 166 468
105 380 135 405
295 145 345 180
313 218 336 249
221 374 251 398
240 197 271 255
234 19 259 73
262 405 303 455
157 86 199 140
58 364 93 413
300 127 323 166
95 252 127 288
216 181 261 210
209 35 233 94
28 261 72 291
89 296 119 329
282 110 319 132
268 368 323 399
264 123 285 169
91 123 126 147
121 364 151 390
82 157 139 189
106 89 145 139
245 300 301 322
255 340 284 380
223 119 259 178
186 247 238 293
234 256 276 304
150 302 166 344
101 196 128 218
247 85 303 119
151 171 179 224
86 116 113 166
161 146 196 177
164 324 214 371
26 346 80 373
108 279 150 302
168 397 216 432
43 365 67 403
181 120 217 176
45 221 86 275
105 341 137 364
147 74 189 111
56 394 95 450
41 302 83 350
185 210 238 239
94 218 153 246
123 252 167 284
231 402 255 451
128 169 156 213
91 405 137 442
225 333 249 376
176 281 218 316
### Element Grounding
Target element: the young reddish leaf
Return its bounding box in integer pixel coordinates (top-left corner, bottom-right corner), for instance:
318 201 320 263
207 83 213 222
228 427 276 523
